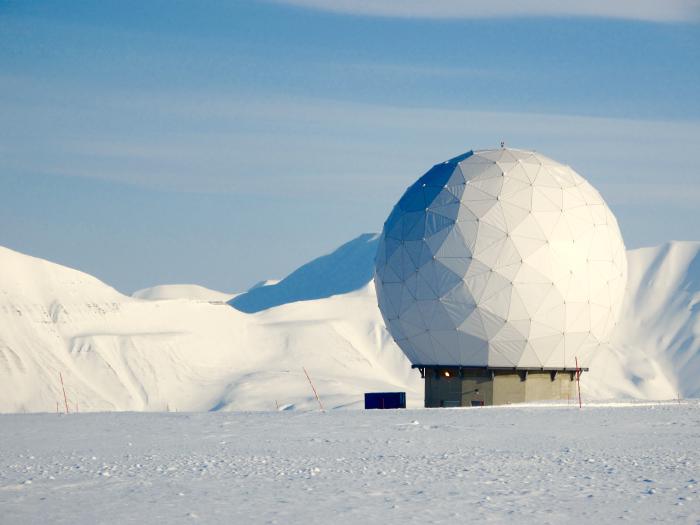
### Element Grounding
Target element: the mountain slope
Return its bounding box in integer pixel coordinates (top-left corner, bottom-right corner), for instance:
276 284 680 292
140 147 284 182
230 233 379 313
1 237 699 413
132 284 234 302
0 243 420 413
606 242 700 398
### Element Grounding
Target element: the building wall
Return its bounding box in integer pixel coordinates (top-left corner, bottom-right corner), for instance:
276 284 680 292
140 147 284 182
424 369 577 407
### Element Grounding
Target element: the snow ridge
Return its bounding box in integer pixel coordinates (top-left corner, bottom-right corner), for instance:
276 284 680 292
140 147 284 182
0 236 699 413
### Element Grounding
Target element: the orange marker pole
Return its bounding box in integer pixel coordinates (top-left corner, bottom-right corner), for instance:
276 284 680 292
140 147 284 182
302 367 324 411
59 372 69 414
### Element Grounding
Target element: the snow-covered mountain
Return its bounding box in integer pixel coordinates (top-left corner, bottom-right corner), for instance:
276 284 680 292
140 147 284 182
132 284 235 302
0 236 698 413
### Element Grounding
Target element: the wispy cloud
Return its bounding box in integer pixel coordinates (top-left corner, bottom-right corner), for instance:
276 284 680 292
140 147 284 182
2 77 699 208
271 0 700 22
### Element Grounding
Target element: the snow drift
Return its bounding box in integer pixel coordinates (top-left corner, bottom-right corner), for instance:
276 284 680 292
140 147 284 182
0 236 698 412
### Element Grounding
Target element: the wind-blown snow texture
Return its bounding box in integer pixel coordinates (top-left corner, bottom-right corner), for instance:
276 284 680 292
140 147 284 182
0 236 699 413
1 404 698 524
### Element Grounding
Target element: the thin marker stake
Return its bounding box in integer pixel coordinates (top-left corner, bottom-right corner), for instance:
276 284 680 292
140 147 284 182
59 372 69 414
575 357 582 409
302 367 324 411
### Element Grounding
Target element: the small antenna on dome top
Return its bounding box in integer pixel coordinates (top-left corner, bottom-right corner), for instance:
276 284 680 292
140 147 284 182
500 140 505 148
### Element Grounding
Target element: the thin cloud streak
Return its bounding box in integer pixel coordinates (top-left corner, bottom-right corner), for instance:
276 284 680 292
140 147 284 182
271 0 700 22
3 85 699 208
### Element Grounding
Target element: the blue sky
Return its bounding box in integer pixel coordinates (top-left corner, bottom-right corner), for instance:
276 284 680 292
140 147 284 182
1 0 699 293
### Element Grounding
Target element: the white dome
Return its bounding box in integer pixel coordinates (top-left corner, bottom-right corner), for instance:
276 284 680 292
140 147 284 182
374 148 627 368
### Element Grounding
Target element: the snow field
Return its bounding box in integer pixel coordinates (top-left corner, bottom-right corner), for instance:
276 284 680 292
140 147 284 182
1 403 698 524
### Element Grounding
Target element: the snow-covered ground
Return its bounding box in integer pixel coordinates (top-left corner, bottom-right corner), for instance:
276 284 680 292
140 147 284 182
1 403 698 524
0 235 699 413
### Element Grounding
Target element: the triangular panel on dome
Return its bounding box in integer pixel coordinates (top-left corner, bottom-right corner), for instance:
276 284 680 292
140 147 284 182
515 342 545 368
398 184 427 212
480 201 509 232
415 299 439 328
382 236 403 264
377 282 402 319
461 181 498 203
405 331 437 364
385 211 405 240
493 261 520 282
434 226 473 258
415 271 440 301
531 334 565 368
430 301 462 330
516 281 556 319
507 318 531 339
534 185 564 211
548 212 575 244
530 210 562 239
424 211 454 237
548 165 577 188
429 329 460 360
431 260 466 295
400 211 422 238
444 165 467 187
428 201 460 221
435 256 471 277
477 270 512 304
377 261 402 284
503 163 533 187
500 201 532 232
457 308 489 340
473 220 507 256
456 204 479 225
486 346 518 367
479 283 513 323
456 332 489 365
397 285 416 315
427 330 462 364
490 337 529 366
511 232 547 262
507 287 531 321
521 162 542 184
562 186 587 210
421 162 463 189
440 296 476 328
395 246 416 281
495 236 522 268
424 227 451 255
534 300 566 338
477 308 507 341
535 165 568 189
403 239 428 269
565 301 591 333
589 226 614 261
469 172 504 197
404 213 427 241
459 158 500 181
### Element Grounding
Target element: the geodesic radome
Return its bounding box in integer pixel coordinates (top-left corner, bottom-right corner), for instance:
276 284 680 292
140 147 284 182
374 148 627 368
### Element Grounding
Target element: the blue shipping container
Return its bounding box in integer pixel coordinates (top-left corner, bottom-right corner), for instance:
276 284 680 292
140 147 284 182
364 392 406 409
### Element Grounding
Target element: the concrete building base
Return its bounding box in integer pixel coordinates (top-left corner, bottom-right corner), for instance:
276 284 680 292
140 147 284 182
416 366 583 407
